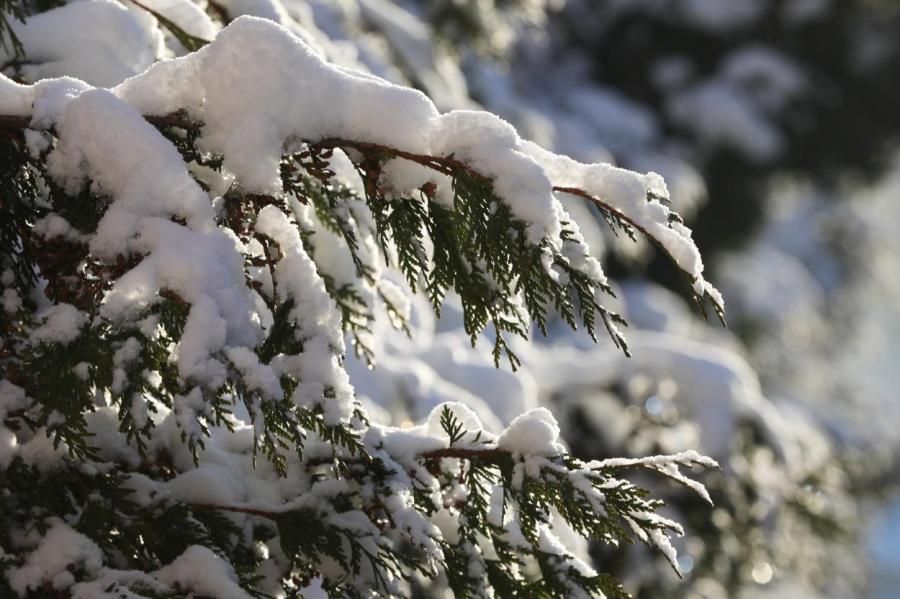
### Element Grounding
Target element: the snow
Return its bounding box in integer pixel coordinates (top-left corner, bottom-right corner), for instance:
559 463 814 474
164 463 246 505
7 521 104 595
49 88 216 241
110 15 706 253
30 303 88 345
70 570 169 599
0 75 33 114
38 83 274 392
30 78 91 130
3 0 864 596
497 407 563 455
721 46 806 113
32 214 84 242
253 205 354 422
255 205 343 350
224 346 283 399
523 141 713 290
0 17 722 455
173 294 229 386
2 288 21 313
356 0 472 110
2 0 160 87
156 545 255 599
117 17 441 191
782 0 832 23
595 450 719 504
562 85 660 153
678 0 767 31
430 355 534 424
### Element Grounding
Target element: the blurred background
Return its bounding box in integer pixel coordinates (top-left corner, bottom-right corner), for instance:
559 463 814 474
7 0 900 596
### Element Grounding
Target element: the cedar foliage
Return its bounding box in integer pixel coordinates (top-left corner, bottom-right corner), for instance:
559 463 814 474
0 3 723 598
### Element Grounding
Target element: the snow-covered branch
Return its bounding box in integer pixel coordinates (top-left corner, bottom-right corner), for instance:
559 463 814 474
0 13 724 599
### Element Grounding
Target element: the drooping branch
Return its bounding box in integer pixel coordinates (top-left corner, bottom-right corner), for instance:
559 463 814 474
189 502 278 518
0 110 199 133
555 185 725 323
420 446 509 461
0 109 723 322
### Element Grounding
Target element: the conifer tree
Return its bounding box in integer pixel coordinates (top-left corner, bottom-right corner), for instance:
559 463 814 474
0 5 730 599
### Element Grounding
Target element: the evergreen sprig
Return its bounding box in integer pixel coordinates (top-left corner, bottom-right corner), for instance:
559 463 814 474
0 51 719 598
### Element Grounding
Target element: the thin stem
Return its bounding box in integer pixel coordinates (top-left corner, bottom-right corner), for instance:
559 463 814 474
189 502 278 518
420 446 510 461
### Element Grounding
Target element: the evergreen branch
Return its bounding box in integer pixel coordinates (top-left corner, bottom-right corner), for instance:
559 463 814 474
188 502 278 518
0 110 723 327
555 185 726 323
0 0 26 59
421 446 509 461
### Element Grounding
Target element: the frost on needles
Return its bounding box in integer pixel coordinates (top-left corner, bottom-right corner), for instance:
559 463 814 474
0 16 723 599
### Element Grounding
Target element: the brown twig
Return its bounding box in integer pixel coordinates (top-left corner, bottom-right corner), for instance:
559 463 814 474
189 502 278 518
0 109 721 320
0 111 636 230
420 446 509 461
553 186 655 243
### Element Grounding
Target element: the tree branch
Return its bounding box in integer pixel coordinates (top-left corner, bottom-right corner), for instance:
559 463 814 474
187 446 513 519
189 502 277 518
0 109 722 319
420 446 510 461
0 111 650 232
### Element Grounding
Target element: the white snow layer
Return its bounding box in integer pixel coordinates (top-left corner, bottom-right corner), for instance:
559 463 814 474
1 0 161 87
0 11 731 592
108 14 712 286
156 545 254 599
0 14 719 399
7 522 104 594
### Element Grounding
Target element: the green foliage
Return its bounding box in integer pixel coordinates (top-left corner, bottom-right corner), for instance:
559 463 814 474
0 457 269 598
0 72 716 598
286 145 627 370
0 134 42 301
430 407 701 598
276 506 405 597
